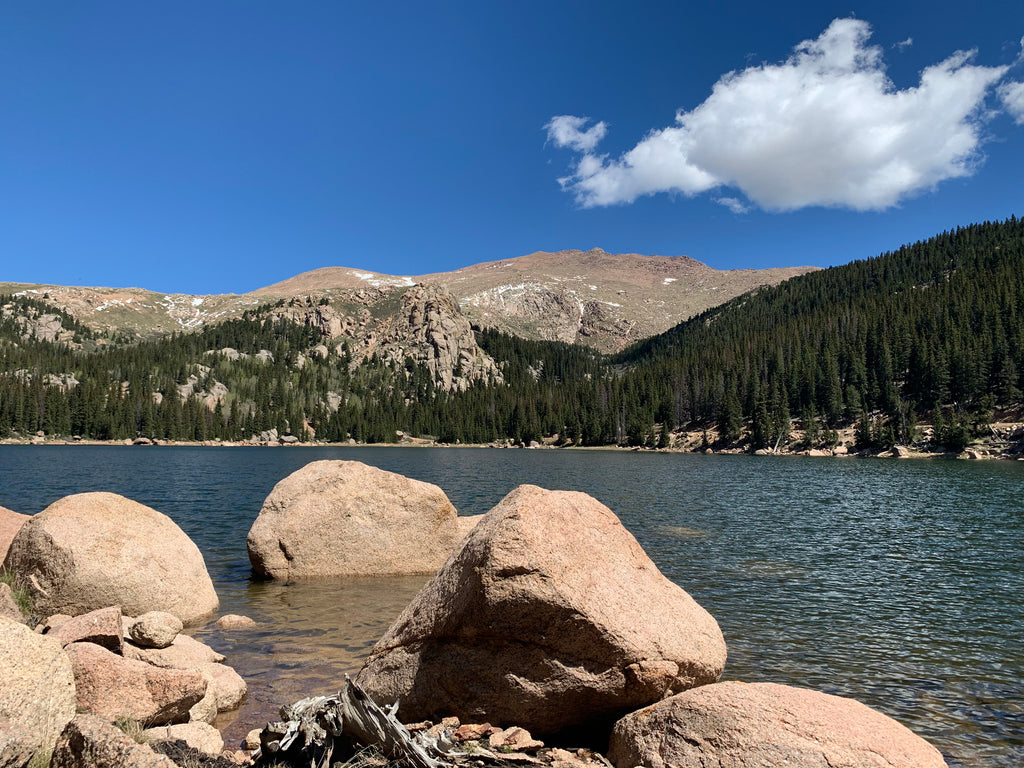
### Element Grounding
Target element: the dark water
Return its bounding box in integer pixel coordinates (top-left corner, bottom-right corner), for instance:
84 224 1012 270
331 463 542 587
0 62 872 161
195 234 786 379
1 446 1022 767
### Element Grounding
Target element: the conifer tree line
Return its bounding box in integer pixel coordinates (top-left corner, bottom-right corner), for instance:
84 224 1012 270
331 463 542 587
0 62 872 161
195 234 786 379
0 217 1021 448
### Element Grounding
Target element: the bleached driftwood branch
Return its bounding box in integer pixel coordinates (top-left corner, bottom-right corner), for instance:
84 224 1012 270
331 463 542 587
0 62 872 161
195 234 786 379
255 676 451 768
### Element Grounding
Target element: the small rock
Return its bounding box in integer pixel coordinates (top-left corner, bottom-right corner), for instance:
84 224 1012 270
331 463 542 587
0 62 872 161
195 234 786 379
188 685 218 725
243 728 262 750
453 723 494 742
130 612 183 649
144 722 224 756
123 633 225 669
54 606 124 652
489 726 543 752
200 662 247 712
224 749 252 765
215 614 257 630
441 716 461 729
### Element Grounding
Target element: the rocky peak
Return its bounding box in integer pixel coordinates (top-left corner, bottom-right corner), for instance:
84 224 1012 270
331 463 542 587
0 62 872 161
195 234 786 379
382 285 502 391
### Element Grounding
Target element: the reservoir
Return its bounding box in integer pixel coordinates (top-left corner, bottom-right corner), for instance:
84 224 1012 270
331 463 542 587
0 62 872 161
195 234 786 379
1 446 1021 767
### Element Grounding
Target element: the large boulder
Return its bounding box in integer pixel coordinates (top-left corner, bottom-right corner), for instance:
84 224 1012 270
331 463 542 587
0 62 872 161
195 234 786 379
247 460 462 579
356 485 726 737
65 642 207 726
3 492 218 624
607 681 948 768
0 616 77 763
0 504 30 563
51 715 177 768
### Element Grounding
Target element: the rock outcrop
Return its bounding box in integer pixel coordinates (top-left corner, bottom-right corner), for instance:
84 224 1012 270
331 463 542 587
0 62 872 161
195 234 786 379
3 492 218 624
380 285 502 391
247 460 463 580
607 681 948 768
356 485 726 736
65 642 207 726
0 616 77 763
0 504 30 562
50 714 178 768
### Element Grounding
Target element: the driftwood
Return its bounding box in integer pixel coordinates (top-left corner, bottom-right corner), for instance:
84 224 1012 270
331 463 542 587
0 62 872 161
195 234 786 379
255 676 451 768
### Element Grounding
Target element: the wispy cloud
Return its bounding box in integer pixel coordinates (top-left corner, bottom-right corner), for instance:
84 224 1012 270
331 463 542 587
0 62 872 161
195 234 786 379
546 18 1014 212
715 197 750 214
544 115 608 153
999 81 1024 124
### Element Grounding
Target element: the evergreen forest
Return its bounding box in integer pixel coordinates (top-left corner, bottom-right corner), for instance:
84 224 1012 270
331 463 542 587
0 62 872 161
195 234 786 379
1 217 1022 452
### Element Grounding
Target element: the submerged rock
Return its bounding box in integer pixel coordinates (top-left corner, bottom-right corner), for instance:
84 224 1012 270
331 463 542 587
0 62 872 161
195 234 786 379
3 492 218 624
356 484 726 737
608 681 948 768
247 460 463 580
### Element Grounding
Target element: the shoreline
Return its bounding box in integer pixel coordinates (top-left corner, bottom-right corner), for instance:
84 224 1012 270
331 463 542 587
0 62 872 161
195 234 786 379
2 434 1021 461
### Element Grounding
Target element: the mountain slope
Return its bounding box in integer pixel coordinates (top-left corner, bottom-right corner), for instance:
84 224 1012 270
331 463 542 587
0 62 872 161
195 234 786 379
253 249 817 352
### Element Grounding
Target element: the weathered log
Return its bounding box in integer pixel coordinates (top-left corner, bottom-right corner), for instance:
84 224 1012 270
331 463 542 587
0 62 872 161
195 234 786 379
254 677 450 768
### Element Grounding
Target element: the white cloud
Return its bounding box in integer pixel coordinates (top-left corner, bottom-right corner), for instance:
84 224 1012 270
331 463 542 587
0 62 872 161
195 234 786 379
715 196 750 214
896 37 913 51
549 18 1012 211
1001 81 1024 124
545 115 608 153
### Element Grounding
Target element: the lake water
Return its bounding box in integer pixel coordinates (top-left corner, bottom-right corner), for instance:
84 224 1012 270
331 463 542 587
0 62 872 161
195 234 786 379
1 446 1021 767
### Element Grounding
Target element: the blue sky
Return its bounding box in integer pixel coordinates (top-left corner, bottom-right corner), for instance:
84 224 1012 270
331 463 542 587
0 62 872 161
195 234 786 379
1 1 1022 295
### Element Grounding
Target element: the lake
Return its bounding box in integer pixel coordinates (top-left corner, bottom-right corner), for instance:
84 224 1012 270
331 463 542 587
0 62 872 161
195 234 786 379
1 446 1021 767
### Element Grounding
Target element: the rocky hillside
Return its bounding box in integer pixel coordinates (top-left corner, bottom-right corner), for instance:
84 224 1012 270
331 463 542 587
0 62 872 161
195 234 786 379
256 249 817 353
2 250 814 355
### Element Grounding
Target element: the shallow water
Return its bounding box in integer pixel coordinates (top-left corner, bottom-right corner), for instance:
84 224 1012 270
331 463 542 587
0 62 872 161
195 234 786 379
1 446 1022 767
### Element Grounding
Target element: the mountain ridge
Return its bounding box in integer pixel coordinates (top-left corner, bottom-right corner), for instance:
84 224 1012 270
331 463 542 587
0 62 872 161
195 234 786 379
1 249 815 352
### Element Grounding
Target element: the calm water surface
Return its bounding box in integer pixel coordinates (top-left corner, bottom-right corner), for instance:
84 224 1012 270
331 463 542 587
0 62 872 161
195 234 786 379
1 446 1021 768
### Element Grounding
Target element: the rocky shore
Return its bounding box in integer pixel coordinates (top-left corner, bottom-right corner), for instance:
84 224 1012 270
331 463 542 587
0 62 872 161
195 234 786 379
2 460 951 767
3 418 1024 461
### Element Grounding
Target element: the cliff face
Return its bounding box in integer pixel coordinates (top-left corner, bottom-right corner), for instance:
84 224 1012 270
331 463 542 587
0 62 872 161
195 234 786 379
382 286 501 391
266 285 501 392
